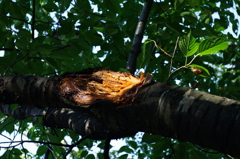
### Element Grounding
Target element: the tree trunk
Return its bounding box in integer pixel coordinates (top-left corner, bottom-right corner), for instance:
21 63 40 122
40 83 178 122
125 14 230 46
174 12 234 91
0 70 240 157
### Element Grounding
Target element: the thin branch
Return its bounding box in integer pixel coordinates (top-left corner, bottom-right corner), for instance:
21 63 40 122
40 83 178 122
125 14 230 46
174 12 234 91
0 134 13 142
192 143 220 154
126 0 153 74
52 41 78 51
167 37 179 84
3 53 29 76
151 40 172 58
0 140 71 148
16 2 33 12
35 20 58 25
166 54 199 83
0 48 15 51
0 14 30 24
63 133 96 158
31 0 36 40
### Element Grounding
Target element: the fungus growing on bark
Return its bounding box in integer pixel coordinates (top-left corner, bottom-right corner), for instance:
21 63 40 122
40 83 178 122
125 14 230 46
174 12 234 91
59 68 153 108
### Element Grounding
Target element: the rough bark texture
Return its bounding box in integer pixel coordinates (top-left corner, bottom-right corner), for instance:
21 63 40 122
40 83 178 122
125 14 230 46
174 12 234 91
0 75 64 108
134 83 240 157
1 71 240 157
70 82 240 157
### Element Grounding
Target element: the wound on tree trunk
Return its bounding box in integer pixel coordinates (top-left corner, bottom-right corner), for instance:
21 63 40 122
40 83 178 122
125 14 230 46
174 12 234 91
59 68 152 108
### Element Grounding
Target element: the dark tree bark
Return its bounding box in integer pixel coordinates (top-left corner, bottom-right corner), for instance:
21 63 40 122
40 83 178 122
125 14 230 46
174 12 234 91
1 71 240 157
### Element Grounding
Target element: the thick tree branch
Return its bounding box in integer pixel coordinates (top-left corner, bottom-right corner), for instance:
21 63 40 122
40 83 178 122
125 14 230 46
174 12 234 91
1 69 240 157
126 0 153 74
44 107 136 140
0 103 136 140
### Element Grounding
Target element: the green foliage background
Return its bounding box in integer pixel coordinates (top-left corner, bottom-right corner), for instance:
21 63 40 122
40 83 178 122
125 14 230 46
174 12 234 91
0 0 239 158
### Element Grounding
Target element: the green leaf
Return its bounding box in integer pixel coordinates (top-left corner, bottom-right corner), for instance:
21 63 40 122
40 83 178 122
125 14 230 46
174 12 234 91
76 39 91 51
15 39 27 50
178 31 192 55
141 133 160 143
27 127 36 139
174 0 185 9
61 0 72 10
12 148 23 156
86 154 95 159
104 0 120 13
36 146 48 156
45 57 58 69
10 104 18 111
37 44 53 53
1 117 15 134
197 42 228 55
188 0 201 8
5 37 15 48
79 138 93 149
186 38 199 56
190 150 209 159
76 0 91 12
179 31 200 56
138 39 153 69
127 140 138 149
18 29 32 40
118 154 128 159
173 142 187 159
118 145 134 153
81 150 88 157
93 27 105 32
14 21 24 29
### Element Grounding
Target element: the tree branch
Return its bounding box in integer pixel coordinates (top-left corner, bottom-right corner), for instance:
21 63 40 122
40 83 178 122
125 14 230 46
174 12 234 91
126 0 153 74
44 107 136 140
104 134 111 159
0 48 16 51
31 0 36 40
0 14 30 24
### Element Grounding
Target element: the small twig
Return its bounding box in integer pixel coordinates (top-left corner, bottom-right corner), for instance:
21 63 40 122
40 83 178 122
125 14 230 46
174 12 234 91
52 41 78 51
0 139 71 148
167 37 179 84
166 54 199 84
3 53 29 76
0 48 15 51
192 143 219 154
0 134 13 142
0 14 30 24
31 0 36 40
35 20 58 25
16 2 33 12
63 133 96 158
152 40 172 58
